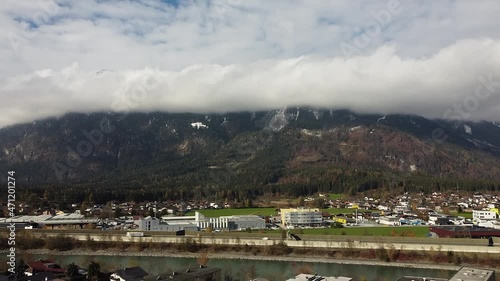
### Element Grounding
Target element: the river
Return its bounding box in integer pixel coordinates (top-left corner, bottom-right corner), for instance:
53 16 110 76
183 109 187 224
25 254 456 281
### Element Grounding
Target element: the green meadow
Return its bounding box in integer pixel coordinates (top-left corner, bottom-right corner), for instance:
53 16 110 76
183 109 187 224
185 207 277 217
293 226 430 237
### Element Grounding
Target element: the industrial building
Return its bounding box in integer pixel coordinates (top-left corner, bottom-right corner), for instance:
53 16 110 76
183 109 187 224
224 214 265 230
196 212 265 231
0 213 98 229
281 208 323 227
137 216 198 232
137 211 265 232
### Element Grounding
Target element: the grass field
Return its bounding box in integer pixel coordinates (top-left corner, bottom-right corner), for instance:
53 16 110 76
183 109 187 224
187 207 373 217
293 226 430 237
450 211 473 219
321 208 372 215
328 193 344 199
185 208 277 217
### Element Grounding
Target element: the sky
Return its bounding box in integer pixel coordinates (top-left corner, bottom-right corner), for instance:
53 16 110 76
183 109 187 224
1 0 500 128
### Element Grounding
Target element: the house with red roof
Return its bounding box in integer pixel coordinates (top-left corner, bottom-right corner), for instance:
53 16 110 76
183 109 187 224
25 259 66 276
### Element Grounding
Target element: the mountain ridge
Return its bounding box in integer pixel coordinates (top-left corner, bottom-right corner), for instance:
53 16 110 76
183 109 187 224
1 108 500 202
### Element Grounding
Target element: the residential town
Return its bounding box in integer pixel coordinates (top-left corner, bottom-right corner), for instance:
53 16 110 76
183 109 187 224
1 192 499 236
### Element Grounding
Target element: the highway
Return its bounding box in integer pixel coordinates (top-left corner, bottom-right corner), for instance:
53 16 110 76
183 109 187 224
28 231 500 254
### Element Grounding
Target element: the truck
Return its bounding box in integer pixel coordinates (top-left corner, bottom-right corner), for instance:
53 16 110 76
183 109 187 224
126 231 144 237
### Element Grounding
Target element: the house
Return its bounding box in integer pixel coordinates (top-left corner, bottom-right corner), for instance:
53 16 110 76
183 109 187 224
473 210 498 221
22 272 58 281
287 274 352 281
110 267 148 281
144 265 221 281
25 260 65 276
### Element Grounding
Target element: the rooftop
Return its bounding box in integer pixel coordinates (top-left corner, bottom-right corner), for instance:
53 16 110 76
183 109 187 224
449 267 495 281
143 265 220 281
112 266 148 281
286 274 352 281
396 277 448 281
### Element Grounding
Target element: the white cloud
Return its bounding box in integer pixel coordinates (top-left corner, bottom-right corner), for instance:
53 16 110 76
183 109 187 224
2 38 500 128
1 0 500 127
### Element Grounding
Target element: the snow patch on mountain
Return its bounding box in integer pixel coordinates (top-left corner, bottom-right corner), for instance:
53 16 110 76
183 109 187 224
312 109 322 120
266 107 292 132
464 124 472 135
349 126 362 132
301 129 322 137
191 122 208 129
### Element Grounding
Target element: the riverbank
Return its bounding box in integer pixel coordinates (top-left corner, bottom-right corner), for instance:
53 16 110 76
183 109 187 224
6 248 465 271
4 234 500 272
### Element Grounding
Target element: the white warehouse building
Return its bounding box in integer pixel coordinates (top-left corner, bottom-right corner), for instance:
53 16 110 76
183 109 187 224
195 212 265 231
137 212 265 232
138 216 198 232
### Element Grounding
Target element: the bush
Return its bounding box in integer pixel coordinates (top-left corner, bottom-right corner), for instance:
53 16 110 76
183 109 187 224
376 246 390 262
265 241 292 256
176 237 200 252
45 236 77 251
446 251 454 263
331 222 344 228
17 234 45 249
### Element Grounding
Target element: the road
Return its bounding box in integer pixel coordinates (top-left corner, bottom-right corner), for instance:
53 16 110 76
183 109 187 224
31 231 500 254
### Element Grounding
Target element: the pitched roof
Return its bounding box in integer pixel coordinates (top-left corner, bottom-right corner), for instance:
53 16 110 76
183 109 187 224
22 272 56 281
112 267 148 281
26 261 65 274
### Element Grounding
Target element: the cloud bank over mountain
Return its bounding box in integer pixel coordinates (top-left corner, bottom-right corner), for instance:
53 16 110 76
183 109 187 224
1 0 500 127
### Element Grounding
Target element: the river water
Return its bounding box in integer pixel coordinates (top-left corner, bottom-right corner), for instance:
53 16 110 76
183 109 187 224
27 254 455 281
